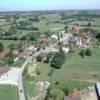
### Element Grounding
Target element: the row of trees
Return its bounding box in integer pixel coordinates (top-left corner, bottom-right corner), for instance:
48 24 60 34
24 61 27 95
17 25 39 31
79 48 92 58
0 31 40 40
28 17 40 22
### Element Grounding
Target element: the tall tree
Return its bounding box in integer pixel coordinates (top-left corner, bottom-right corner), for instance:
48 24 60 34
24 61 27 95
51 49 65 69
47 88 64 100
64 26 68 33
86 48 92 56
79 49 86 58
0 42 4 52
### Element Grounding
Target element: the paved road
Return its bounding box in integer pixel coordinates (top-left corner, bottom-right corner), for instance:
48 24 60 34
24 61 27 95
18 60 29 100
18 73 25 100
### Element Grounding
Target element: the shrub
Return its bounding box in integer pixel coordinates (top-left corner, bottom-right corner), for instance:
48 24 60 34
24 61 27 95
36 55 43 62
51 49 65 69
79 49 86 58
55 81 59 85
86 48 92 56
44 52 53 63
0 42 4 52
47 88 64 100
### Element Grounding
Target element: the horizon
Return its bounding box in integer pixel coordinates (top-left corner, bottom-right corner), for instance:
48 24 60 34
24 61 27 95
0 0 100 11
0 8 100 13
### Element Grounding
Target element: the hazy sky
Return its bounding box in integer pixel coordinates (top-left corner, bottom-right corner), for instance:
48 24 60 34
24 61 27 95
0 0 100 11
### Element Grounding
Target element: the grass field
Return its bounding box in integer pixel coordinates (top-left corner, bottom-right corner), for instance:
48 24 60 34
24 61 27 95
23 79 38 100
0 40 35 48
36 48 100 89
94 18 100 26
0 85 18 100
33 14 64 32
0 13 100 36
0 40 20 47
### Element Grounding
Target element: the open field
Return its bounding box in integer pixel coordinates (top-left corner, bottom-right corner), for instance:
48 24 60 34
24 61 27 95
36 48 100 89
1 11 100 99
0 85 18 100
0 40 35 47
0 12 100 37
0 40 20 47
23 79 38 100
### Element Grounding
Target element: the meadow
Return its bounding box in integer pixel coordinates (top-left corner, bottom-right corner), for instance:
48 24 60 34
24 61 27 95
0 85 19 100
36 48 100 89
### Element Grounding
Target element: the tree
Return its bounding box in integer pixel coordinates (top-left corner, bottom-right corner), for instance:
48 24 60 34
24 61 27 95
64 26 68 33
51 50 65 69
8 43 16 50
47 88 64 100
79 49 86 58
36 55 43 62
87 22 91 27
27 32 40 41
28 17 40 22
86 48 92 56
0 42 4 52
6 51 14 65
9 25 17 34
96 33 100 42
7 56 14 65
44 52 53 63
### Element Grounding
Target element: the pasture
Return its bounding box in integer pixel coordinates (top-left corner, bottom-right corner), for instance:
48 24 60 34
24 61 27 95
0 85 18 100
36 48 100 89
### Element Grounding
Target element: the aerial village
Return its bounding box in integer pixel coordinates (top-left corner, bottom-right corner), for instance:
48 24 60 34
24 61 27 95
0 10 100 100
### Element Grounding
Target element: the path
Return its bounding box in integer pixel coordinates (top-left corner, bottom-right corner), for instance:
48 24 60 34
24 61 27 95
70 79 99 83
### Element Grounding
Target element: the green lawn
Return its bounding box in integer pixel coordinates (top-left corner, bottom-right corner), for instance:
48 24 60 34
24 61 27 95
94 18 100 26
23 79 38 99
0 85 19 100
36 48 100 89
